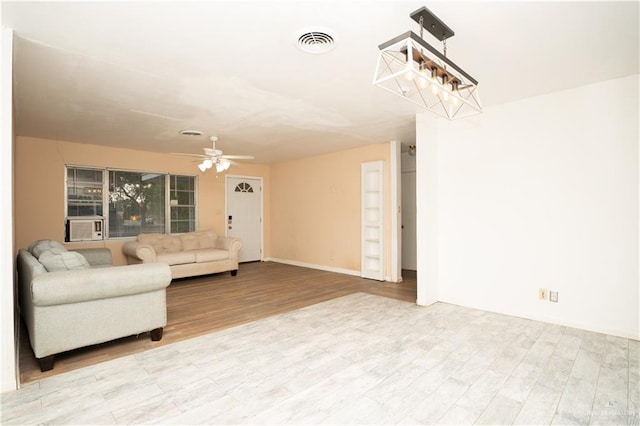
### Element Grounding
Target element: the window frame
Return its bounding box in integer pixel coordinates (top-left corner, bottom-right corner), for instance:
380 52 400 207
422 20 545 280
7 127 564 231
168 174 198 234
65 165 198 239
64 166 106 218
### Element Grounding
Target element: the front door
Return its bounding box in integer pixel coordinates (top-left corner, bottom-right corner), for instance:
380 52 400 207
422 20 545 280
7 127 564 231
225 176 262 262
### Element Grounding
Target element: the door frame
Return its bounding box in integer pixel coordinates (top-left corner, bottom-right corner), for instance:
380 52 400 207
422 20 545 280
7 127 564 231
224 174 264 262
400 169 417 271
390 140 402 282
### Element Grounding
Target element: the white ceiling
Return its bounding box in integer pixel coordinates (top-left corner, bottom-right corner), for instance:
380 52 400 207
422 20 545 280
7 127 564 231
2 1 638 163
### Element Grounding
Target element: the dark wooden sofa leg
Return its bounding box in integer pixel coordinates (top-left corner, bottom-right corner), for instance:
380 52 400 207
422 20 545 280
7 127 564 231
150 327 163 341
38 355 54 372
231 269 238 276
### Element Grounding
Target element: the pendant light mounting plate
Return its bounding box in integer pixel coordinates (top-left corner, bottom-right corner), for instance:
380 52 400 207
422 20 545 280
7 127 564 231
410 6 454 41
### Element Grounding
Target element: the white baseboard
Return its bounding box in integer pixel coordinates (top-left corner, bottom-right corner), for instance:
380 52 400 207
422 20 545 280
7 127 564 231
265 258 360 277
438 297 640 341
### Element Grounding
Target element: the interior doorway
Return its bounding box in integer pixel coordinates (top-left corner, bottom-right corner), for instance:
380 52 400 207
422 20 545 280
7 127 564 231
401 147 417 271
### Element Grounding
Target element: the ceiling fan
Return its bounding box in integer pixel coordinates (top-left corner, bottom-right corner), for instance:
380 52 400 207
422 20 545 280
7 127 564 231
173 136 255 173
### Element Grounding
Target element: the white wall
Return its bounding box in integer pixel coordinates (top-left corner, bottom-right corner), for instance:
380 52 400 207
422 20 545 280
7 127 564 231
1 27 17 392
390 141 401 282
416 113 440 306
401 153 416 173
418 74 639 339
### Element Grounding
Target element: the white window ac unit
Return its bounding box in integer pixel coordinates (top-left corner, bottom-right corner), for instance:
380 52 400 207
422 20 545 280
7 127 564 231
65 218 104 242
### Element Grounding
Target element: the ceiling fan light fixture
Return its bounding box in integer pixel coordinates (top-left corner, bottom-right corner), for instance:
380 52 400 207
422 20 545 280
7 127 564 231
174 135 253 173
213 159 231 173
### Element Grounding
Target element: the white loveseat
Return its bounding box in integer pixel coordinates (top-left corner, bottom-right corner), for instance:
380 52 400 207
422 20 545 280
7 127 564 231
17 240 172 372
122 230 242 279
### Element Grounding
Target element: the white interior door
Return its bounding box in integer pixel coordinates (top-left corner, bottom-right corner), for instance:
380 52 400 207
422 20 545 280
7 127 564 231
401 171 417 270
226 176 262 262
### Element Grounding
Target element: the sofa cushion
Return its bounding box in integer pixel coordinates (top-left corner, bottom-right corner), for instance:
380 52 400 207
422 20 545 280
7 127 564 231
194 249 230 262
156 251 197 266
138 233 183 253
70 248 113 267
28 240 66 258
137 233 164 252
39 248 91 272
160 235 183 253
180 230 217 251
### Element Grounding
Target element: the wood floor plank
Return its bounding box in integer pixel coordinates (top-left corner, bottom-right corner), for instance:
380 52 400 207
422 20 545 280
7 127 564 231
18 261 416 384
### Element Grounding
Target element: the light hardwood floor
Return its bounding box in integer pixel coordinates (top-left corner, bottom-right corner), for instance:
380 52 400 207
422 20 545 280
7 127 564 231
18 261 417 384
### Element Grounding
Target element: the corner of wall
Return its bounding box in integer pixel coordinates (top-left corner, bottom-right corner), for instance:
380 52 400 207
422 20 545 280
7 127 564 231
1 26 18 393
415 113 440 306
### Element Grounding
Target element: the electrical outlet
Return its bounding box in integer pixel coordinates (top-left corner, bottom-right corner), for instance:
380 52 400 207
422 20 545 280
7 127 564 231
549 291 558 303
538 288 547 300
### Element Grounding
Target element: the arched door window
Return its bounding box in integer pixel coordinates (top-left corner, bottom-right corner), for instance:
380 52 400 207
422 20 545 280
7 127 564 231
234 182 254 193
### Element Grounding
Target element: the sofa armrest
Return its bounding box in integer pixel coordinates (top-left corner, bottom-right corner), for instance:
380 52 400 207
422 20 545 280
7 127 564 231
31 263 171 307
69 248 112 267
122 241 157 263
215 236 243 259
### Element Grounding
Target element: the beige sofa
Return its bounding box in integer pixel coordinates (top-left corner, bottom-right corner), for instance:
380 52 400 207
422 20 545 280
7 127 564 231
17 240 171 372
122 230 242 279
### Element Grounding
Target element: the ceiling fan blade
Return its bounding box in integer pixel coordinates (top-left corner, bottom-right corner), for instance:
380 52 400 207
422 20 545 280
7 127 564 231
171 152 207 158
221 154 255 160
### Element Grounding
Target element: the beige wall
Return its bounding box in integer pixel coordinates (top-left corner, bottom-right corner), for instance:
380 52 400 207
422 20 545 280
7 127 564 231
15 136 389 274
15 136 270 265
270 143 391 274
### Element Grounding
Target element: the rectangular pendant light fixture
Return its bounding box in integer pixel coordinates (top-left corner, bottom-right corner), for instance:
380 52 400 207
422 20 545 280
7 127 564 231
373 6 482 120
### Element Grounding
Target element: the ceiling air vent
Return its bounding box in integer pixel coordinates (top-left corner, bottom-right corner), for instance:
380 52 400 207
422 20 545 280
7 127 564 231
295 28 336 54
